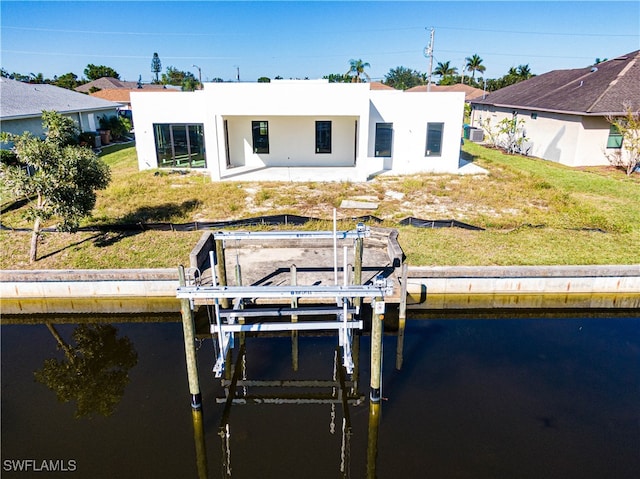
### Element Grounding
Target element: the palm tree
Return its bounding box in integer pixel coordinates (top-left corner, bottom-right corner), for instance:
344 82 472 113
465 54 486 82
346 59 371 83
29 72 46 84
517 64 532 80
433 61 458 78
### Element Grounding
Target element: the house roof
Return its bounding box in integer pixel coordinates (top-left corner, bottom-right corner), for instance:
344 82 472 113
0 77 119 120
471 50 640 115
406 83 486 100
90 88 180 104
75 77 178 93
369 81 397 91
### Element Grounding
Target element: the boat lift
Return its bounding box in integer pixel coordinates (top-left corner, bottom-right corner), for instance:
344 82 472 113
176 222 395 378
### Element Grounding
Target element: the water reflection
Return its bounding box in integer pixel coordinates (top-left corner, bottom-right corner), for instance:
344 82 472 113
2 312 639 478
34 322 138 419
212 337 371 478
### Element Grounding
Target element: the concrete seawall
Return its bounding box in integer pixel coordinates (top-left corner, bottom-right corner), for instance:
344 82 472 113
2 265 639 314
407 265 640 309
1 269 180 314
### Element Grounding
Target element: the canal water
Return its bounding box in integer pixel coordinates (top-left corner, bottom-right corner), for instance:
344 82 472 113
2 313 639 478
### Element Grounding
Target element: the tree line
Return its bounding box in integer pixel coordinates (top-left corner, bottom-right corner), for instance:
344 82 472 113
1 53 206 92
322 54 535 92
5 54 616 93
3 53 534 93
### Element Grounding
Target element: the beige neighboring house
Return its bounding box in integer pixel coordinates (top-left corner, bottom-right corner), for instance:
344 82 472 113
469 50 640 167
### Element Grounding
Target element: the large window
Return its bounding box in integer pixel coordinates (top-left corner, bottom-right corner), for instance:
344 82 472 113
425 122 444 157
252 121 270 154
316 121 332 154
375 123 393 157
154 124 206 168
606 124 623 149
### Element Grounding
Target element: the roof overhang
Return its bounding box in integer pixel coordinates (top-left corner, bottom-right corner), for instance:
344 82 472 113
1 105 119 122
470 101 630 117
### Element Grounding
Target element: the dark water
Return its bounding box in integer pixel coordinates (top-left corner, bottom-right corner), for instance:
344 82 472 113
2 315 639 478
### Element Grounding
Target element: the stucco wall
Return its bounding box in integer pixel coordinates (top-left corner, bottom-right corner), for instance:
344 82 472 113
0 117 45 137
1 110 109 139
470 105 613 167
223 115 358 169
368 91 465 174
131 91 212 171
132 82 464 180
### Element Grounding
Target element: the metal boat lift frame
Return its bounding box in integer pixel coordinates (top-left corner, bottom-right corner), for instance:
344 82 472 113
176 223 394 378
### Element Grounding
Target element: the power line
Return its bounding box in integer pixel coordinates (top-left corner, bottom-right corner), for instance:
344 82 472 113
3 24 638 38
432 25 638 38
1 50 238 60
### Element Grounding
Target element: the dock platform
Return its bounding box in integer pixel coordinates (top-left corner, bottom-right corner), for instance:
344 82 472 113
177 223 406 378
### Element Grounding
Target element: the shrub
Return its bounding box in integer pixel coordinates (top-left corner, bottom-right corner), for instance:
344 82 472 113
99 115 131 141
0 149 19 166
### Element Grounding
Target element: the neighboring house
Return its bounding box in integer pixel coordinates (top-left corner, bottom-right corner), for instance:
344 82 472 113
469 50 640 167
89 88 179 114
0 77 119 139
131 80 465 181
407 83 486 101
79 77 180 115
75 77 178 94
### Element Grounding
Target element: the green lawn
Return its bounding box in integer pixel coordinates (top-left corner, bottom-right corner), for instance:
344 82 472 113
1 142 638 269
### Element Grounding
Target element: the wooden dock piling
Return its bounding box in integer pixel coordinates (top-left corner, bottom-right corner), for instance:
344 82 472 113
370 296 384 403
396 262 408 370
178 265 202 411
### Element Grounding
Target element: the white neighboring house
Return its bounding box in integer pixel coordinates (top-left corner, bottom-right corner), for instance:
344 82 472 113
470 50 640 168
0 77 120 140
131 80 465 181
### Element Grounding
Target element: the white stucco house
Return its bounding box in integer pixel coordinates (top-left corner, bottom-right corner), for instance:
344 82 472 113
131 80 465 181
469 50 640 168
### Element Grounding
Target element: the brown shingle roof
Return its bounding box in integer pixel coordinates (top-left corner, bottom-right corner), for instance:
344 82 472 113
471 50 640 115
75 77 178 93
406 83 486 100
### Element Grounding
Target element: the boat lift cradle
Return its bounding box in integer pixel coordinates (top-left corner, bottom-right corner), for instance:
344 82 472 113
176 224 395 377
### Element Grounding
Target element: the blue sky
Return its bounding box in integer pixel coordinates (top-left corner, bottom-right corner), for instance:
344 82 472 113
1 1 638 83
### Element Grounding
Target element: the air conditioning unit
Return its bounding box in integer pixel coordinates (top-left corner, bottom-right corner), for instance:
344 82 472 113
469 128 484 142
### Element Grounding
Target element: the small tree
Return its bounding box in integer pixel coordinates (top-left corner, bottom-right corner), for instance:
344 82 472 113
151 53 162 83
497 115 529 155
0 111 111 262
84 64 120 81
52 72 81 90
606 106 640 176
478 115 529 155
323 73 351 83
478 117 500 147
161 66 199 91
383 66 426 90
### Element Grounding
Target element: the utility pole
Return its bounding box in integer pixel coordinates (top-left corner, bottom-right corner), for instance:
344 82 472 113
192 64 202 89
424 27 435 92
